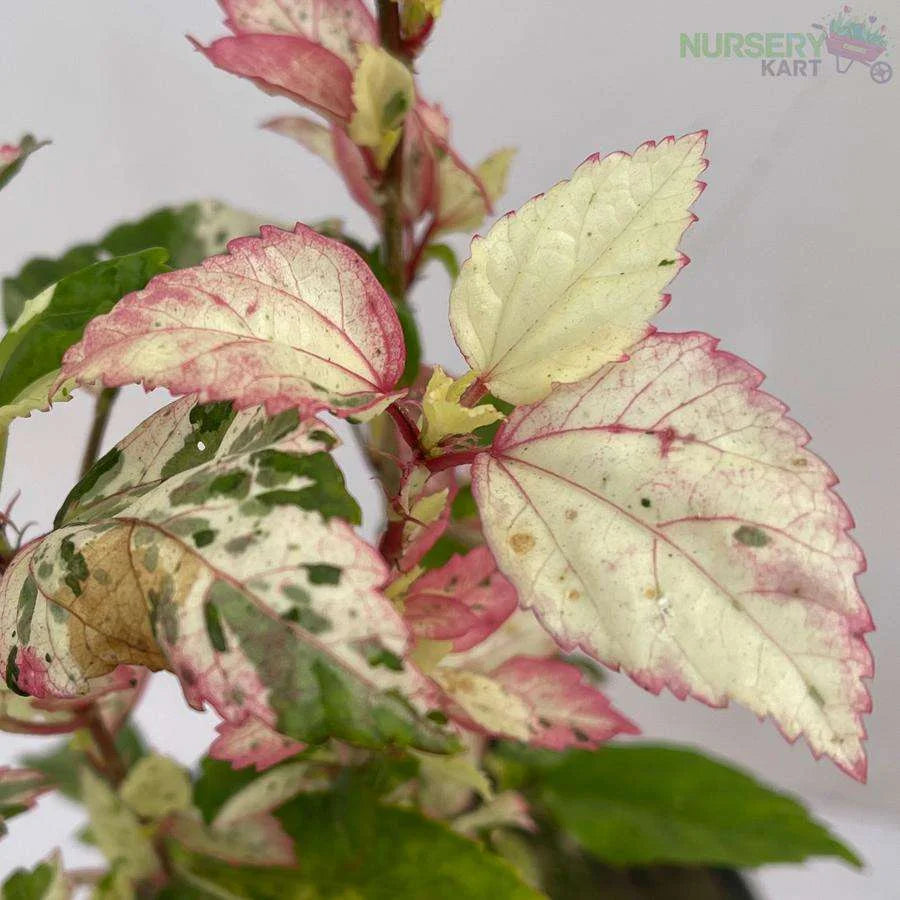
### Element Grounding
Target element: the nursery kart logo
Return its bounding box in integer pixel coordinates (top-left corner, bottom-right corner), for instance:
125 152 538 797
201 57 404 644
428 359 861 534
680 6 893 85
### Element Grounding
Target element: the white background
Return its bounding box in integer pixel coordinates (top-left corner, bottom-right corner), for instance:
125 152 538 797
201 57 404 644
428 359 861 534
1 1 898 896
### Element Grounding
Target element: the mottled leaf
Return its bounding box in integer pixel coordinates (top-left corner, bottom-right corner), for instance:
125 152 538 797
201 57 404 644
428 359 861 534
495 743 861 868
450 132 707 404
3 199 268 326
473 332 871 778
1 399 451 756
61 225 406 421
0 251 169 428
0 136 48 192
164 786 544 899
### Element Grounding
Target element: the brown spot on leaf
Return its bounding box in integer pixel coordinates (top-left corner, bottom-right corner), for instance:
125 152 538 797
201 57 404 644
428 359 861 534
568 589 581 601
565 509 578 521
60 528 167 679
510 533 535 555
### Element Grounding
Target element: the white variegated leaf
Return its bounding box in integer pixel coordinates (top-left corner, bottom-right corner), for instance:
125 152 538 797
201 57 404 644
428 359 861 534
450 132 707 404
472 332 871 779
0 400 452 756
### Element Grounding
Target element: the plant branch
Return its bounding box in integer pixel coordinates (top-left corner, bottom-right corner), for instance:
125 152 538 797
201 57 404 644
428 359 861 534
80 388 118 478
377 0 410 301
83 703 127 787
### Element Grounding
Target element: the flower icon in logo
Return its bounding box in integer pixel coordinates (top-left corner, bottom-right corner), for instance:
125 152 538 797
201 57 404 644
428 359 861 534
812 8 893 83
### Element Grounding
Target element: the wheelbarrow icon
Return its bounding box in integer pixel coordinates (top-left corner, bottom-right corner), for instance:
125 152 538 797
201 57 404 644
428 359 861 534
812 23 893 83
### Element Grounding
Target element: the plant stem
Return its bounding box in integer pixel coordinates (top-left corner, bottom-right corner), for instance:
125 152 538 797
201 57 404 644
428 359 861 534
377 0 409 301
84 703 127 787
80 388 117 478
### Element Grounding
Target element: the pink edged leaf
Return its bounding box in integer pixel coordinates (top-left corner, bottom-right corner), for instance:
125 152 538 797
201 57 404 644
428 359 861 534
220 0 377 67
209 715 305 771
450 131 708 405
472 331 872 779
191 34 354 121
404 546 517 651
60 224 407 422
490 656 639 749
0 400 454 754
381 464 459 572
433 653 636 750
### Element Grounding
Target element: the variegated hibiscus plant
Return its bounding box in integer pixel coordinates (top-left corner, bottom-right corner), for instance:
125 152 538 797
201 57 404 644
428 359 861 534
0 1 873 897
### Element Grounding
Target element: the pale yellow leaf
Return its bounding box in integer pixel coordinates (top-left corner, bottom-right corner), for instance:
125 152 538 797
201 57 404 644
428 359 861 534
119 754 192 820
348 44 415 168
80 768 159 882
419 367 504 450
450 132 708 404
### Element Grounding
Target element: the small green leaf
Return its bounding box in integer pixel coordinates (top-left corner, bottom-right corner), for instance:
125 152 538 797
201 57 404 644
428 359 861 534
493 743 861 868
1 852 68 900
423 243 461 281
0 250 169 428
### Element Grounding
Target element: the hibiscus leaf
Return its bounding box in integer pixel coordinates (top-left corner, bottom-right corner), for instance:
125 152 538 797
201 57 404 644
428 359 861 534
473 332 871 778
450 132 707 404
60 225 407 421
493 743 861 868
0 399 453 755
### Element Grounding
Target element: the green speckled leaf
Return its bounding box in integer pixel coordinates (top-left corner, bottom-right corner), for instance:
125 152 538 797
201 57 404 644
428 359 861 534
0 399 451 757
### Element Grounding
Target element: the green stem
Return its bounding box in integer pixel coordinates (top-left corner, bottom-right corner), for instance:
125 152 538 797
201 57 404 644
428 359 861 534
80 388 117 478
